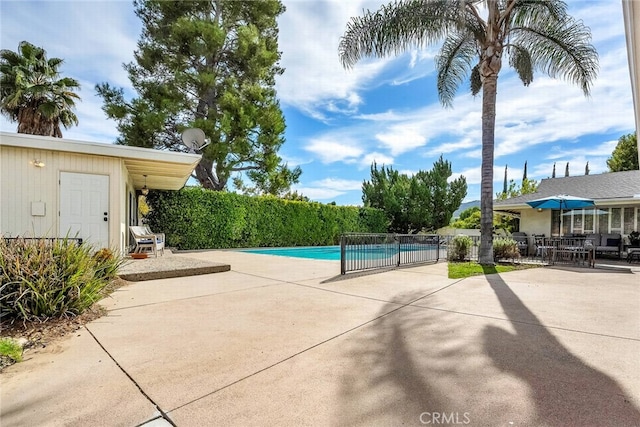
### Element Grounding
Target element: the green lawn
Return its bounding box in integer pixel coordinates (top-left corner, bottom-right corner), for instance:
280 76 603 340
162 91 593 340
0 338 23 363
448 261 540 279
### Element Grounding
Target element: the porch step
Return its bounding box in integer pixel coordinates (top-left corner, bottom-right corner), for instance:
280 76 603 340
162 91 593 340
118 252 230 281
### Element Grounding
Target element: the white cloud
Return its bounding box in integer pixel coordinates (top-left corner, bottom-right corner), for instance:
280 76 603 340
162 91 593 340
545 139 618 162
280 154 314 168
452 165 512 186
425 136 480 157
360 151 394 168
354 110 405 121
389 47 438 85
304 137 364 163
292 177 363 202
310 178 363 191
292 186 347 201
276 1 394 119
375 126 426 156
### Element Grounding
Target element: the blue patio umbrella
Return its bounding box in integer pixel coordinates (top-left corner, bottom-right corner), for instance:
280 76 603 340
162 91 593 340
526 194 595 236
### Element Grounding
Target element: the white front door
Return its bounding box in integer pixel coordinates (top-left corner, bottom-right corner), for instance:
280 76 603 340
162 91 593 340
60 172 110 248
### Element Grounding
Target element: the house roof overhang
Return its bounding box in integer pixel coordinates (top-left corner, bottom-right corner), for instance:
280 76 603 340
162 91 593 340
622 0 640 165
0 132 202 191
495 197 640 213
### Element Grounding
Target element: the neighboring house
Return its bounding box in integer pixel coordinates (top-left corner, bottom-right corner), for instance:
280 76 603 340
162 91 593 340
494 170 640 241
0 132 201 253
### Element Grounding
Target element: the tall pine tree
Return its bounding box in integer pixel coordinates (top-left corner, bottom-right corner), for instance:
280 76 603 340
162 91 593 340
97 0 300 194
362 156 467 233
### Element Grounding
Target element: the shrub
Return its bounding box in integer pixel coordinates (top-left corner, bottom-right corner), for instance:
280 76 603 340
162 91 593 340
144 188 389 250
448 235 473 261
92 248 120 281
493 238 520 261
0 238 124 322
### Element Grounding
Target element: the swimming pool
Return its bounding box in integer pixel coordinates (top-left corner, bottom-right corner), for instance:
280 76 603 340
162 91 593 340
238 244 440 261
238 246 342 260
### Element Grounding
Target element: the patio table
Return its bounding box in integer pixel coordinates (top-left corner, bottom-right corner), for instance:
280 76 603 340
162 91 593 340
555 245 593 267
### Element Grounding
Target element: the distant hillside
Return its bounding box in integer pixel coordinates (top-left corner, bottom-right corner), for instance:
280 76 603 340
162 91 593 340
452 200 480 218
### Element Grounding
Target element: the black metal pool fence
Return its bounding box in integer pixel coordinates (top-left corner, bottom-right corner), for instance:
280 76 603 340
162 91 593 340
340 233 602 275
340 233 441 275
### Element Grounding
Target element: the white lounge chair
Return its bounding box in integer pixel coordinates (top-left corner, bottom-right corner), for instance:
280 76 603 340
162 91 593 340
129 225 165 257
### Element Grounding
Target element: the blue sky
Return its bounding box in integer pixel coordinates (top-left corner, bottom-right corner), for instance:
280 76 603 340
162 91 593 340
1 1 635 206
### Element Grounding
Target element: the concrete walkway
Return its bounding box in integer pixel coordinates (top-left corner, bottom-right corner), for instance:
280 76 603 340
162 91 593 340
1 251 639 426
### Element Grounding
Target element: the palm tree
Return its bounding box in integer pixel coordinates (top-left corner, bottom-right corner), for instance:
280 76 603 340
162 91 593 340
339 0 597 264
1 41 80 137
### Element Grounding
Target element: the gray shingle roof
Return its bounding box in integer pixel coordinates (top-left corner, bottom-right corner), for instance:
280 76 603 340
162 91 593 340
495 170 640 206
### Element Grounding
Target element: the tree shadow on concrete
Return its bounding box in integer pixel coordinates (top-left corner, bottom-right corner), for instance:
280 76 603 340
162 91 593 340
336 291 477 426
482 268 640 426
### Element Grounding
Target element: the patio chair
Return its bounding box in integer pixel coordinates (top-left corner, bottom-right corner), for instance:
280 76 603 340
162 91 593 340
511 232 529 256
534 234 551 259
129 225 165 257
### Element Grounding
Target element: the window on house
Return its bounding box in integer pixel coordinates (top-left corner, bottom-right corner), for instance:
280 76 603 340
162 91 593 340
610 208 622 232
584 209 595 233
624 207 635 234
598 209 609 233
551 210 559 236
551 210 571 236
572 210 584 234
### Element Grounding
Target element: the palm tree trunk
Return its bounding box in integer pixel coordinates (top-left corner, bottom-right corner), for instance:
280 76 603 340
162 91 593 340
17 105 56 137
478 74 498 265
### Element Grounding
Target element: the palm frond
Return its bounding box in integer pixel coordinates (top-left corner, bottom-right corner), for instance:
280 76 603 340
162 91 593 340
507 44 533 86
510 12 598 95
510 0 568 27
1 41 81 136
435 31 478 107
339 0 471 69
56 77 81 89
470 64 482 96
37 101 58 119
47 58 64 69
0 50 22 65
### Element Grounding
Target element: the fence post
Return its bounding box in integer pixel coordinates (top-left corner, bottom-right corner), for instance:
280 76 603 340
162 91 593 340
396 235 401 267
340 234 346 275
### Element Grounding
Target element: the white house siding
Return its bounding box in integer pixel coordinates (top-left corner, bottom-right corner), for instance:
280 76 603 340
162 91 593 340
0 145 124 249
519 209 551 237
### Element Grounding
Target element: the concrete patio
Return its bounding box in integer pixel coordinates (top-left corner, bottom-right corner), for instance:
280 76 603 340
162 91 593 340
1 251 639 426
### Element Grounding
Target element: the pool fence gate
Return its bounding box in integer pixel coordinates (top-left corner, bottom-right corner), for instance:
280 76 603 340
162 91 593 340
340 233 441 275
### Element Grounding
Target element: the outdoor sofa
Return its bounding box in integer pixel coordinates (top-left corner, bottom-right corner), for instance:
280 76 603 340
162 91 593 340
585 233 622 258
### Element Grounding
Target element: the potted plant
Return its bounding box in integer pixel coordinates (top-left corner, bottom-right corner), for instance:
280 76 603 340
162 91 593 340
628 231 640 247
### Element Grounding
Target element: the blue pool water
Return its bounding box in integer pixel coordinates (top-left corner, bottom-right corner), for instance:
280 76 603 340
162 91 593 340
239 246 342 260
239 244 438 261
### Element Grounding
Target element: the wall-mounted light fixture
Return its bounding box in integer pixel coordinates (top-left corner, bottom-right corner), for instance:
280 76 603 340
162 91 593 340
537 208 543 212
141 174 149 196
32 159 45 168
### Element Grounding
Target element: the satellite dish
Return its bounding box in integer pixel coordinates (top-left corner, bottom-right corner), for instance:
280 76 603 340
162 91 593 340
181 128 209 151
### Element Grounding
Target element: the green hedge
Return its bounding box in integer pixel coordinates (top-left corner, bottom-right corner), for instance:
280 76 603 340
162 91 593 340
144 188 388 250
